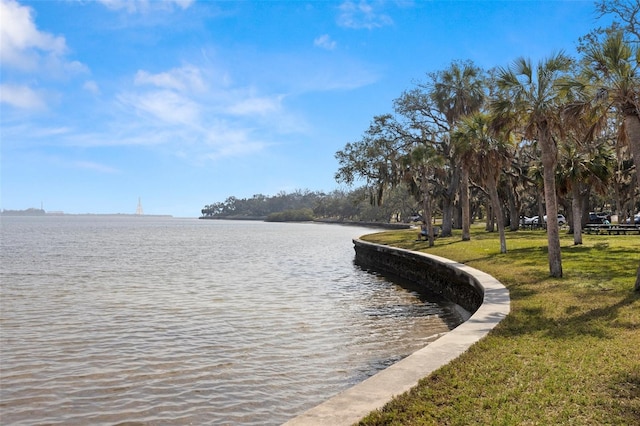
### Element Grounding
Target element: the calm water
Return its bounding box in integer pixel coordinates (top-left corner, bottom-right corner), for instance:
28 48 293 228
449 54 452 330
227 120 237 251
0 216 462 425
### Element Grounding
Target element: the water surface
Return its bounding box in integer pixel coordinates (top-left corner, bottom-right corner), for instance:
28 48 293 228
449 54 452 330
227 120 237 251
0 216 462 425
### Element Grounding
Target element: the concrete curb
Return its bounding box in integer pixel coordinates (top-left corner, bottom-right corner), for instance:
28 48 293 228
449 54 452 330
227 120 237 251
283 240 510 425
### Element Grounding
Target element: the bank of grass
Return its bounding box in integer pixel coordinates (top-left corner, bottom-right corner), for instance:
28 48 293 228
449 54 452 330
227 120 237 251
357 227 640 425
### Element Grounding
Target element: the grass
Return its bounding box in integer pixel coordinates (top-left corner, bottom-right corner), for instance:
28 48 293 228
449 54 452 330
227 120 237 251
357 226 640 425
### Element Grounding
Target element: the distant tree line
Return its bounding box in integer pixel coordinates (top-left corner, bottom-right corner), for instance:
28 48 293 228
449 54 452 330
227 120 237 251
200 188 424 223
266 208 315 222
0 208 46 216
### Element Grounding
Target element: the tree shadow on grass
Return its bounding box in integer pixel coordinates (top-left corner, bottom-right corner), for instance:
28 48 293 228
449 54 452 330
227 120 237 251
390 230 640 339
608 367 640 423
485 241 638 334
494 292 639 340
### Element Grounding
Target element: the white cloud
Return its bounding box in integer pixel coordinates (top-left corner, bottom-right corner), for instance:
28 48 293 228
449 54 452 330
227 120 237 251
171 0 194 9
201 122 258 151
32 126 72 137
0 0 88 113
227 95 283 116
97 0 194 13
83 80 101 95
134 65 206 93
204 140 267 161
102 62 296 161
337 0 393 29
118 89 201 125
124 64 294 123
123 65 214 127
286 57 380 93
0 83 47 110
59 59 89 75
0 0 67 70
0 124 71 147
73 160 121 174
98 0 143 13
314 34 337 50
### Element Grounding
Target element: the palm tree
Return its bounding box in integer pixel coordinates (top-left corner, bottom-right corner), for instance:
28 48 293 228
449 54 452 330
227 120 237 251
426 60 486 237
403 143 444 247
580 31 640 193
492 53 573 278
506 141 537 230
556 139 614 245
559 78 614 245
574 30 640 290
453 112 514 253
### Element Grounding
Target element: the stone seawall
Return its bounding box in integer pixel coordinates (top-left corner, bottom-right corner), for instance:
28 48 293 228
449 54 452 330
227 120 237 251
284 239 510 426
353 239 483 314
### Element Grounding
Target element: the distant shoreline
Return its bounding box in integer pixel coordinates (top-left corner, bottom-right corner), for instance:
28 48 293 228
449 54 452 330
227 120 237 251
199 215 411 229
1 209 172 218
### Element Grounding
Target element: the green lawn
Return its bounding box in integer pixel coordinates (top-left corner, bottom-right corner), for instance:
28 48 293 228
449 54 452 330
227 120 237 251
357 227 640 425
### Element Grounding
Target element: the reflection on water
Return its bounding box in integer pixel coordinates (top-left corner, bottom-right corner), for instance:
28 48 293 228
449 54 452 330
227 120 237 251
0 216 462 425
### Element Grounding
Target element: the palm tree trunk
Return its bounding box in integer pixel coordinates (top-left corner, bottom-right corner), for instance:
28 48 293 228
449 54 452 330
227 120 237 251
625 114 640 290
540 131 563 278
626 114 640 193
423 193 434 247
441 198 452 237
485 200 494 232
507 189 520 231
461 167 471 241
535 196 543 225
420 168 435 248
571 185 583 245
488 178 507 253
441 167 460 237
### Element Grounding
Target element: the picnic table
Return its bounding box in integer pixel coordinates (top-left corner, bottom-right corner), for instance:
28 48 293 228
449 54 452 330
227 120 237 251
520 223 546 230
583 224 640 235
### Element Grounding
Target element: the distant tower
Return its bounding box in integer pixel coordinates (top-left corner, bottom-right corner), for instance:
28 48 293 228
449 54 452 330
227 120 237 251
135 197 144 215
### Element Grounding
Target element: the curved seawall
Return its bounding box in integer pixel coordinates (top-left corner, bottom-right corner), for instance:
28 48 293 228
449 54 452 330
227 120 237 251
284 239 510 425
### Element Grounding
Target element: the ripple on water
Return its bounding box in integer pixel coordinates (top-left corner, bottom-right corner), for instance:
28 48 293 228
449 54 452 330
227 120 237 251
0 217 463 425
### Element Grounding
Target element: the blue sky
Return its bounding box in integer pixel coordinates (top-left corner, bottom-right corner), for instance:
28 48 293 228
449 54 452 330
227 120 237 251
1 0 608 217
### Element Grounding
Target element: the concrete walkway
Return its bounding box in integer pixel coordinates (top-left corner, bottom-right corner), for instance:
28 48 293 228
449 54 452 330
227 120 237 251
283 242 510 426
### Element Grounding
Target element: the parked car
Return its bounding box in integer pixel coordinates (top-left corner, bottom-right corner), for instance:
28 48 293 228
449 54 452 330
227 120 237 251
406 214 423 223
521 216 537 225
589 212 612 224
588 212 603 224
624 212 640 224
532 214 566 226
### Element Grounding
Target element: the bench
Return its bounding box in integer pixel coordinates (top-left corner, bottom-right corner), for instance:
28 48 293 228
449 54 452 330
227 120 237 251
416 226 441 241
583 224 640 235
